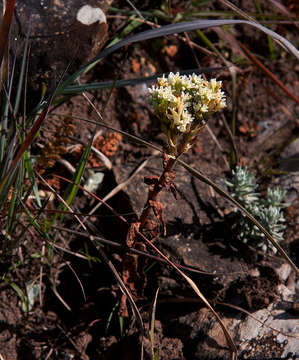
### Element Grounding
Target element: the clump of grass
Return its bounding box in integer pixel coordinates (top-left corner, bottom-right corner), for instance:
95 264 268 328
226 166 286 253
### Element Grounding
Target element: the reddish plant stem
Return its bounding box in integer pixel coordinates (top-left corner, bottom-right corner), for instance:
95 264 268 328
138 128 199 230
138 136 193 229
139 155 176 228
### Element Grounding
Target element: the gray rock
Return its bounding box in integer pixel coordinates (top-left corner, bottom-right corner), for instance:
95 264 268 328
7 0 112 88
170 267 299 359
237 308 270 342
277 138 299 203
279 138 299 172
275 172 299 204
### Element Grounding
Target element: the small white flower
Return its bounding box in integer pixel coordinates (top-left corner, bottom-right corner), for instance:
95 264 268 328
149 72 226 134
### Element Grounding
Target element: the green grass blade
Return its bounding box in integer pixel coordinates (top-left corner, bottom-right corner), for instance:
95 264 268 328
13 22 30 117
106 301 119 331
0 56 16 164
255 0 275 60
5 156 28 248
107 16 142 47
63 138 92 209
20 198 51 243
6 162 22 232
24 150 41 207
56 19 298 96
0 164 16 206
62 67 229 94
150 288 159 359
5 280 28 312
0 130 16 180
0 96 53 195
49 134 93 230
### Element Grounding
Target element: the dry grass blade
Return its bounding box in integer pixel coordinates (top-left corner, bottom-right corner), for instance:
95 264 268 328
80 156 155 223
150 288 159 359
95 19 298 60
218 0 259 24
92 244 145 359
239 42 299 104
65 261 86 302
125 0 144 20
46 240 89 261
53 174 236 355
268 0 299 29
56 324 89 360
53 113 162 152
135 228 238 358
90 146 112 170
51 284 71 312
36 172 87 231
0 0 15 66
206 124 229 170
218 302 299 340
52 225 212 275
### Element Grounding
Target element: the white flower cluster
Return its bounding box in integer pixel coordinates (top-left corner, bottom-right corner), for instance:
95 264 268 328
148 72 226 133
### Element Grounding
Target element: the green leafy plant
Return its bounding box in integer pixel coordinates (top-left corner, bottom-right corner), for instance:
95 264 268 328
226 166 286 253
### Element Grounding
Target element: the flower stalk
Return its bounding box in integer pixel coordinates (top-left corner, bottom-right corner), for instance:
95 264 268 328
121 72 226 316
139 72 226 232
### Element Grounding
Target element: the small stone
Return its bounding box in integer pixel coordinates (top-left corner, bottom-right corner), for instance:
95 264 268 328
277 284 294 302
248 268 260 277
76 4 106 25
275 263 292 282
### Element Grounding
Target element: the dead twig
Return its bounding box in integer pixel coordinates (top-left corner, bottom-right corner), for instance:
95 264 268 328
238 42 299 105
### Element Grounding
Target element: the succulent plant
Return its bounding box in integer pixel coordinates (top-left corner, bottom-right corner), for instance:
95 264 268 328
226 166 286 253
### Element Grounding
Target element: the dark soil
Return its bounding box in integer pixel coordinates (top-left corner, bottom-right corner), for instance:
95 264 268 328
1 1 298 359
